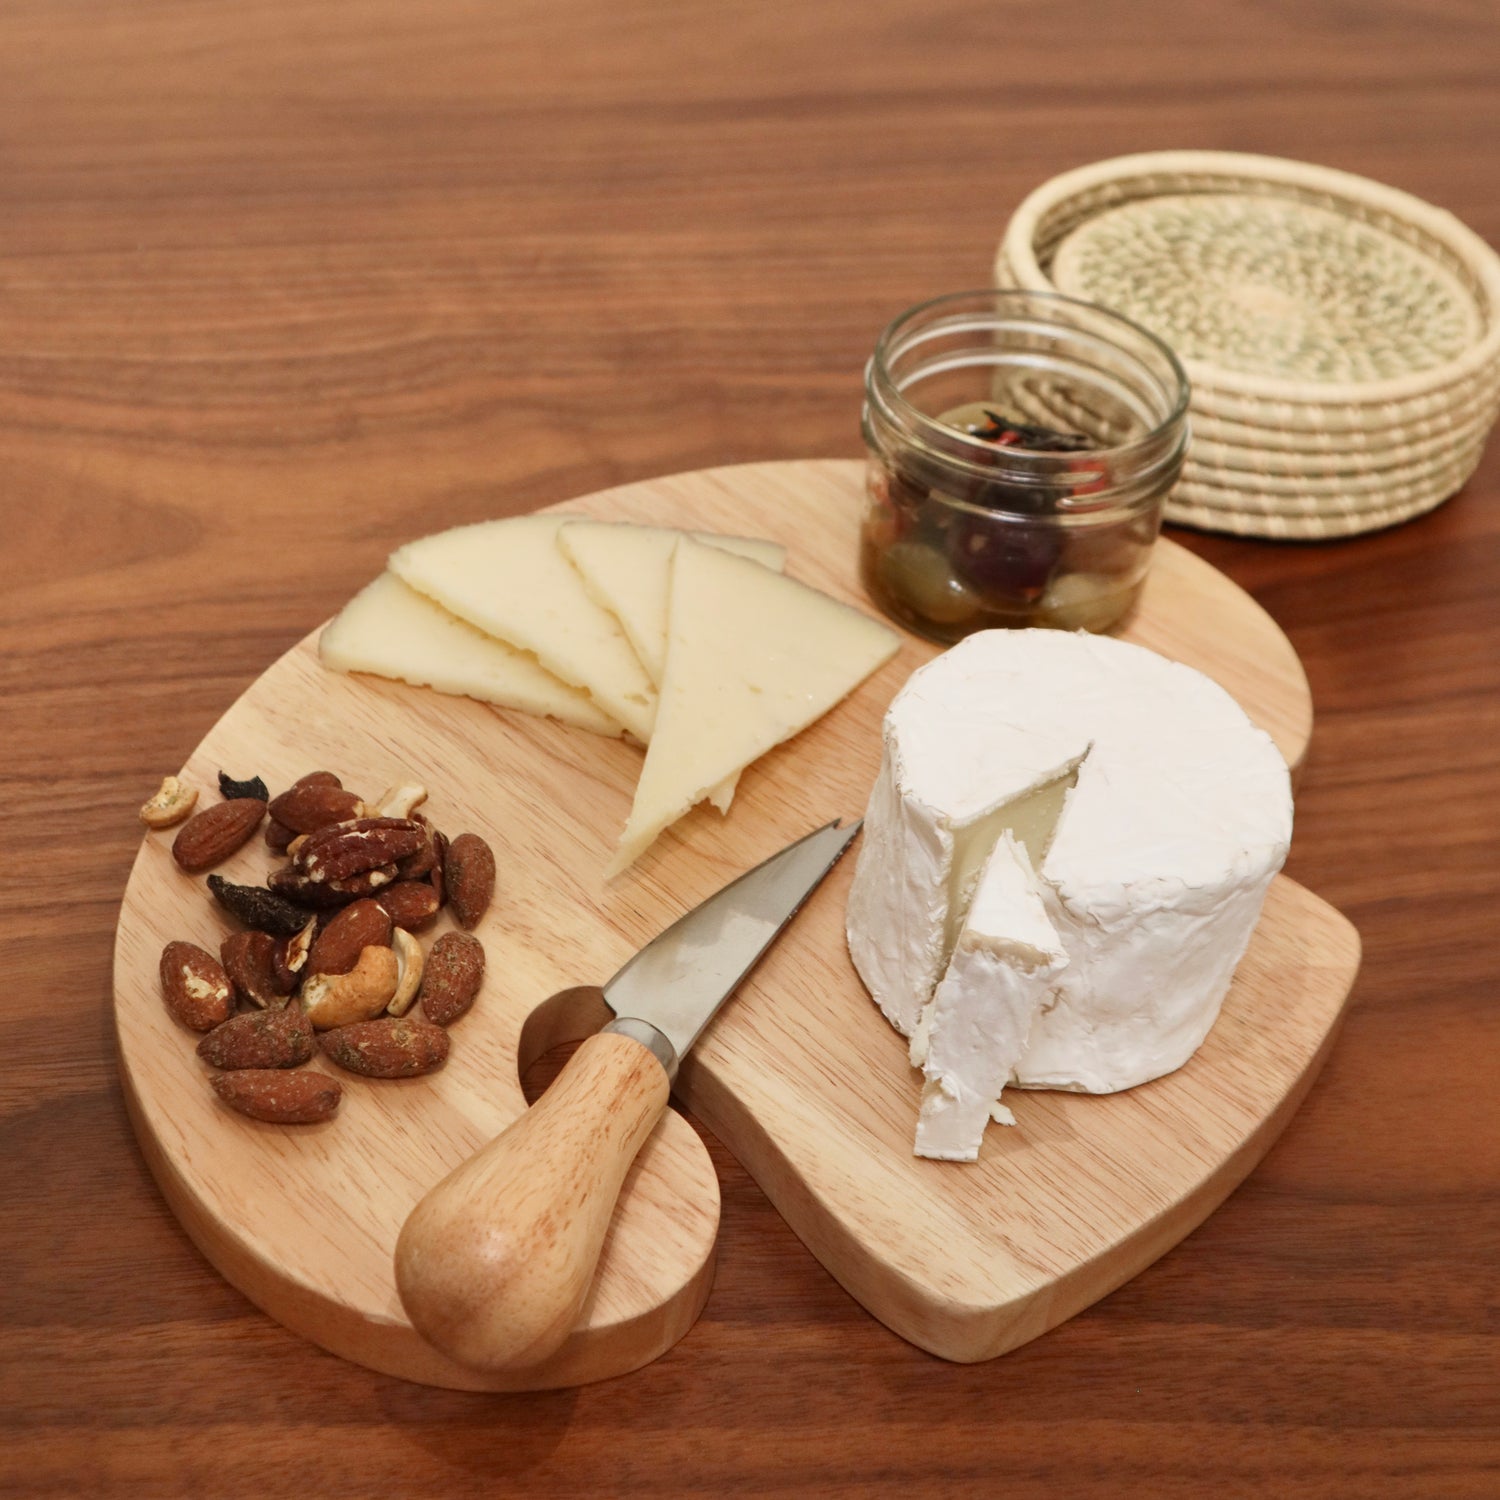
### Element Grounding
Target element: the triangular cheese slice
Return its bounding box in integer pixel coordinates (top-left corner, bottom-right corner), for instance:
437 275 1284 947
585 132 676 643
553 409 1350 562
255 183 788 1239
319 572 625 737
389 516 656 741
557 521 786 684
607 537 899 875
558 521 786 813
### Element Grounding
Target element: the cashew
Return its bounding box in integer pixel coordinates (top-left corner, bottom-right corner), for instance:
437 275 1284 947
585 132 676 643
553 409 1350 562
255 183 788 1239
386 927 426 1016
375 782 428 820
300 945 400 1030
140 776 199 829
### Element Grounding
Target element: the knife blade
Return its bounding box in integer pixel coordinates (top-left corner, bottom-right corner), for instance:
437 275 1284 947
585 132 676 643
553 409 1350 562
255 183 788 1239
394 820 861 1373
600 818 862 1077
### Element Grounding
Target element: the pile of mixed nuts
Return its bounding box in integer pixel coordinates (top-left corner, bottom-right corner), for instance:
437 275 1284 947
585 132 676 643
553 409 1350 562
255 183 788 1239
143 768 494 1125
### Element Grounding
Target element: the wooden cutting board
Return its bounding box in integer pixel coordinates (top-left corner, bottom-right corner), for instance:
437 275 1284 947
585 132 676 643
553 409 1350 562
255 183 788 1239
114 459 1354 1389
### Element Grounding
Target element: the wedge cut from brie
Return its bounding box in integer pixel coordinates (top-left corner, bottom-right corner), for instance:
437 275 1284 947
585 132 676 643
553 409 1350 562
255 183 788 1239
607 536 900 876
389 515 657 742
557 521 786 684
847 629 1293 1160
913 833 1067 1161
318 571 624 736
557 520 786 813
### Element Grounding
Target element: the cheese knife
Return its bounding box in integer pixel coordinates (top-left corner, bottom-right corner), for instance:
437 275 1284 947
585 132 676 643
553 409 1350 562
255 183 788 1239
394 818 861 1372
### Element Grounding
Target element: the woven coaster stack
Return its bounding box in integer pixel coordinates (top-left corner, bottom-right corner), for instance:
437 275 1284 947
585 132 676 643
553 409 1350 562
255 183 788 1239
996 152 1500 538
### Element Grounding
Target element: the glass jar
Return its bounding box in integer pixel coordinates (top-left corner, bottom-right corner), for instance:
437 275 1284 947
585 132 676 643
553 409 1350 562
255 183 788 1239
860 289 1190 641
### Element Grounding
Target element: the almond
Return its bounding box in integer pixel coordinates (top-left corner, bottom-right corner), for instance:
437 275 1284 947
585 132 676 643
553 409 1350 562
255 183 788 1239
300 945 401 1029
267 782 364 834
420 932 485 1026
160 941 235 1032
264 818 295 853
374 881 441 931
292 818 428 884
293 771 343 790
171 798 267 873
307 899 393 977
220 930 285 1008
320 1017 449 1078
210 1069 341 1124
444 833 496 930
197 1005 315 1070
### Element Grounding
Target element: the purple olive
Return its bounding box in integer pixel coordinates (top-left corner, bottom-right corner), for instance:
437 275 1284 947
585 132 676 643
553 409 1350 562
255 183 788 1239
947 514 1062 604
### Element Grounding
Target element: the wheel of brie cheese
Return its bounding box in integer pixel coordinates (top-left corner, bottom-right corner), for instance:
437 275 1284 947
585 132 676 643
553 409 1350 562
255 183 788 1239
846 629 1293 1162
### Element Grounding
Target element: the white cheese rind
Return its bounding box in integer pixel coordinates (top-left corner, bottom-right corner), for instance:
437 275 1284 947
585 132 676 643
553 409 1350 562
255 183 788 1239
318 572 624 736
608 536 899 875
389 515 657 741
915 834 1068 1161
847 629 1293 1149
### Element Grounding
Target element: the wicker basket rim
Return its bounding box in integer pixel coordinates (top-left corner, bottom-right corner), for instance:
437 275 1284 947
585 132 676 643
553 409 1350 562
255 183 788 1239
998 151 1500 405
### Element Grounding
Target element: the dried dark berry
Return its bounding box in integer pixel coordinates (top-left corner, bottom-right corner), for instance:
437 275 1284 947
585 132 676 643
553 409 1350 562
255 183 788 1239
207 874 315 936
218 770 270 802
959 409 1095 454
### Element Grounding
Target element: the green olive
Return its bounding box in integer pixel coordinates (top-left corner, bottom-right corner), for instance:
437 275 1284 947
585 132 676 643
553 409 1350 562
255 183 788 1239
878 542 981 626
1038 571 1136 633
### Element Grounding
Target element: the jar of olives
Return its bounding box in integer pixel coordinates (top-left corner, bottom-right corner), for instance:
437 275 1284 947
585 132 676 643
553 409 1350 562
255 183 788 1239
860 289 1190 640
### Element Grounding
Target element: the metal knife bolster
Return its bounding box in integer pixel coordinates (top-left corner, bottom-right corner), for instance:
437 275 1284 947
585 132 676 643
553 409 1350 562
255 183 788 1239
602 1016 678 1081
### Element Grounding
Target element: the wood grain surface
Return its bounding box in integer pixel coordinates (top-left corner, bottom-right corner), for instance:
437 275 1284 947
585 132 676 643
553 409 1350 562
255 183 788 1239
2 0 1497 1494
112 460 1327 1389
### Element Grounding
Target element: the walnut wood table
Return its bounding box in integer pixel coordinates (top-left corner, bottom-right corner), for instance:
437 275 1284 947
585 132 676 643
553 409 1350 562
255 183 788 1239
2 1 1496 1495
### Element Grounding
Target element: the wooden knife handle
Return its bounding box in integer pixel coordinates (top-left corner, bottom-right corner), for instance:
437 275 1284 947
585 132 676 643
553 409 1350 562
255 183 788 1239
394 1028 670 1371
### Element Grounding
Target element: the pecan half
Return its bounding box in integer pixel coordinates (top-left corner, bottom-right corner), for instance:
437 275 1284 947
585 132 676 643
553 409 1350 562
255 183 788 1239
292 818 427 885
269 862 400 908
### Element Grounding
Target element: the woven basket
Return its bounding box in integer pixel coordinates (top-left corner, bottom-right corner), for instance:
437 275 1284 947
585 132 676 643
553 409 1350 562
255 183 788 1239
1190 418 1495 479
1188 387 1500 456
996 153 1500 537
997 153 1500 414
1180 441 1487 517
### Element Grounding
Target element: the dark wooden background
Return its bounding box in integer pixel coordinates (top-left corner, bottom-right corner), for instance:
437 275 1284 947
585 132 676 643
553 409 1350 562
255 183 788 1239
3 1 1497 1495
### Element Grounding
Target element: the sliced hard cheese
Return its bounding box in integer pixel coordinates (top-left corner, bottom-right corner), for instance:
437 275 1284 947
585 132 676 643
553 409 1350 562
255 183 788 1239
557 521 786 684
557 520 787 815
389 516 657 742
608 537 899 876
913 834 1067 1161
319 572 624 736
